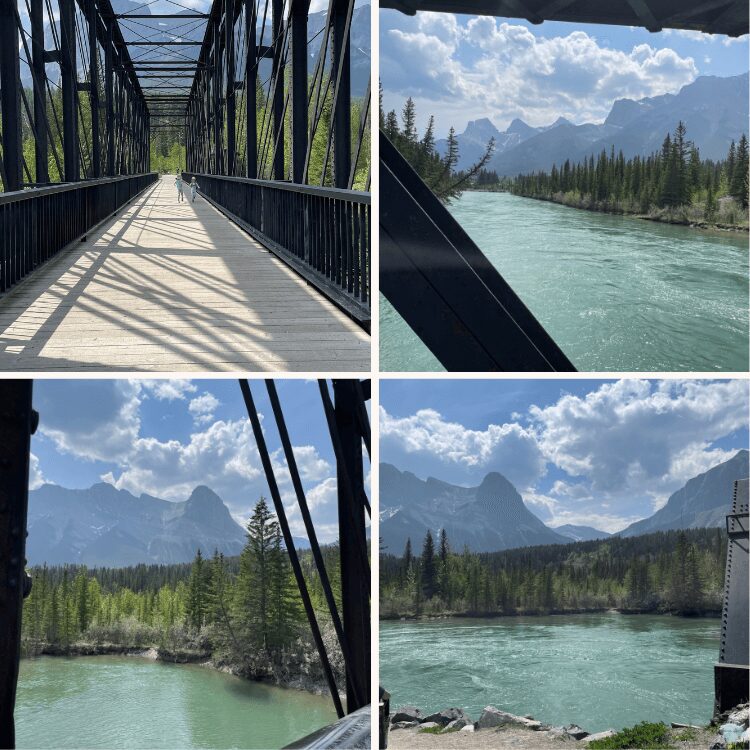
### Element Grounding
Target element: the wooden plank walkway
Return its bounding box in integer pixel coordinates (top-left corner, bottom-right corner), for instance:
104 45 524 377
0 176 370 371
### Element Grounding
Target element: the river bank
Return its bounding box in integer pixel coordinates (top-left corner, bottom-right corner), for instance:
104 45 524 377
21 641 334 697
507 191 749 233
386 704 750 749
380 607 722 621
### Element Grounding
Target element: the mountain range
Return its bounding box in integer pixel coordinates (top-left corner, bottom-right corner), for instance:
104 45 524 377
20 2 370 97
436 73 749 175
620 449 749 537
27 483 311 568
380 449 748 554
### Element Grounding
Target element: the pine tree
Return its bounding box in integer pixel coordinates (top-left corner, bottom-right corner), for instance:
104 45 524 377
186 549 210 631
421 530 437 599
730 134 748 208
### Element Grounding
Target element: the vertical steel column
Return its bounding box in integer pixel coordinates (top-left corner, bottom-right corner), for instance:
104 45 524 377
31 0 49 184
0 0 23 191
290 0 309 184
271 0 284 179
60 0 79 181
212 17 222 174
87 0 100 177
105 24 115 176
331 0 351 189
225 0 236 175
332 380 370 713
245 0 257 178
0 380 36 749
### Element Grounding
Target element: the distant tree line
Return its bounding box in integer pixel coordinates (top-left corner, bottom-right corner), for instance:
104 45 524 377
511 122 749 223
380 527 727 619
22 498 344 686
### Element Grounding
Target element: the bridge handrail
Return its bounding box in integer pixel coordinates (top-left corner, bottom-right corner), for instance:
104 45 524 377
184 172 371 328
0 173 159 206
0 173 157 294
185 172 370 203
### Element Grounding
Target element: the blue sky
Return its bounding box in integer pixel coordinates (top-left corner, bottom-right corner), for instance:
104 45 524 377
30 379 370 543
380 379 749 532
380 9 750 134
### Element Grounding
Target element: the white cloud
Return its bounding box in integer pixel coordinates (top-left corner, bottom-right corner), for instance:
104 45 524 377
188 392 220 424
381 12 699 131
141 380 197 401
380 406 546 488
29 453 45 490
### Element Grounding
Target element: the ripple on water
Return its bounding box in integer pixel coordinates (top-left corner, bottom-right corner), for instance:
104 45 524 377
380 192 749 372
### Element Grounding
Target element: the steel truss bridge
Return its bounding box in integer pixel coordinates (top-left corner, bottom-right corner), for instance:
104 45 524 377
379 0 748 372
0 0 370 371
0 378 371 749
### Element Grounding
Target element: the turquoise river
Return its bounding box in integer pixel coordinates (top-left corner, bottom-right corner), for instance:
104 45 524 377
380 613 720 733
381 191 749 372
15 655 337 749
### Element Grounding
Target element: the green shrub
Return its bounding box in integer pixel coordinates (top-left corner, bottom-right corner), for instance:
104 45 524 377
587 721 672 749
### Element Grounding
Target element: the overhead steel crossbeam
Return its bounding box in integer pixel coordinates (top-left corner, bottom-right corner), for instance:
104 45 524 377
380 0 748 36
0 0 152 191
239 379 371 721
378 0 748 371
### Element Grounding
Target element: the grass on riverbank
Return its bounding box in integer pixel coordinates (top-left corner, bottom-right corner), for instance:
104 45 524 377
517 190 749 232
587 722 672 749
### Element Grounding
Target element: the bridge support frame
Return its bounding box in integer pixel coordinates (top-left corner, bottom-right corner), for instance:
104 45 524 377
0 0 23 191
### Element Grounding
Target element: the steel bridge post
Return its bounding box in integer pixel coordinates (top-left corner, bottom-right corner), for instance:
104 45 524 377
271 0 284 179
0 381 36 749
245 0 257 178
60 0 79 181
291 0 309 184
105 23 115 175
87 0 101 177
333 379 370 713
212 17 222 174
31 0 49 184
0 0 23 191
331 0 351 189
225 0 236 175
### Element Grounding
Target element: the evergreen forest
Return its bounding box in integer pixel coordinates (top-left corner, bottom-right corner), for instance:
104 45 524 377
380 527 727 619
382 96 748 227
21 498 346 689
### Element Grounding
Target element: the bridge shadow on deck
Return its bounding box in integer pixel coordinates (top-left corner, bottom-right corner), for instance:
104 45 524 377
0 176 370 372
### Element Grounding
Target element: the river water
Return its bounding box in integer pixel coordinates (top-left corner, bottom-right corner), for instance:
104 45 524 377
380 614 720 732
380 192 749 372
15 656 337 749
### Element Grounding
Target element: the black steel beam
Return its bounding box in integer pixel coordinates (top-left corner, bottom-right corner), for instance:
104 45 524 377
245 0 257 178
331 0 351 189
332 380 370 713
0 0 23 191
30 0 49 184
60 0 79 181
380 131 576 371
212 17 222 174
291 0 310 183
119 40 202 45
0 380 36 750
105 22 115 175
88 0 101 177
116 12 209 17
225 0 236 174
272 0 285 179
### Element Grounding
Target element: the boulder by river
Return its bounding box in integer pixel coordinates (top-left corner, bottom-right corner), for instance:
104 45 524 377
387 703 744 749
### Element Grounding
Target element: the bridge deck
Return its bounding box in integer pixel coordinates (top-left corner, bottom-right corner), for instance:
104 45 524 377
0 176 370 371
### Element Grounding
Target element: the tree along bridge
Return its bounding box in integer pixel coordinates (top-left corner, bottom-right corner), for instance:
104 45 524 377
0 0 370 371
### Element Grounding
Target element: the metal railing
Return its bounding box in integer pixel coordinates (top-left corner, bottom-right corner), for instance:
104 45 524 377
184 173 370 328
0 173 157 294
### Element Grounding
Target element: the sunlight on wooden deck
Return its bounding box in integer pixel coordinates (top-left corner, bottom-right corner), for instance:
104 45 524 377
0 176 370 372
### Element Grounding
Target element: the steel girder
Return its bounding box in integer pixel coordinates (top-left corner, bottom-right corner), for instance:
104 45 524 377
0 0 151 191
